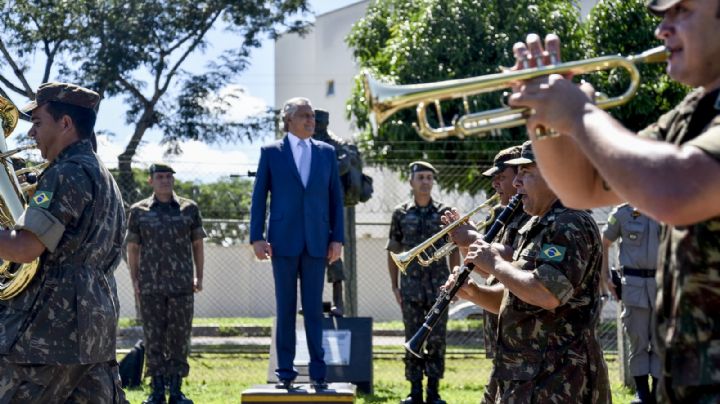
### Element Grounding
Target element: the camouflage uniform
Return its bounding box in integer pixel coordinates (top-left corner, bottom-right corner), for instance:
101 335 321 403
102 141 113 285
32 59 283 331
638 88 720 402
481 206 529 404
492 201 611 403
386 199 453 382
481 205 530 360
0 137 127 403
126 194 206 378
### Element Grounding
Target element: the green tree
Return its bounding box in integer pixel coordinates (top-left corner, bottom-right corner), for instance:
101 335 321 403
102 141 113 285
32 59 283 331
0 0 311 201
583 0 688 131
346 0 586 194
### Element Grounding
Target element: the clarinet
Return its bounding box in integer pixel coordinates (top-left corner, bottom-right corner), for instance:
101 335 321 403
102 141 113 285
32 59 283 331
404 194 522 358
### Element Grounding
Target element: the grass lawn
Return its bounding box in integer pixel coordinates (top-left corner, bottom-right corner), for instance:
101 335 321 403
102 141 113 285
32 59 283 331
122 350 635 403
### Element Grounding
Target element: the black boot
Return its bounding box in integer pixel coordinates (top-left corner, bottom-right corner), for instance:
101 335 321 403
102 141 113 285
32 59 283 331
331 281 344 317
426 377 446 404
400 380 423 404
143 376 166 404
167 375 193 404
631 375 651 404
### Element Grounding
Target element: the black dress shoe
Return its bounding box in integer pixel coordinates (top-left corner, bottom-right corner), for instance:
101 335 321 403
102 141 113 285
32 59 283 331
311 379 328 390
275 379 294 390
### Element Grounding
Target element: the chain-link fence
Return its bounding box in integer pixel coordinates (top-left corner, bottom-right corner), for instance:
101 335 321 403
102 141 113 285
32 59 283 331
112 153 625 382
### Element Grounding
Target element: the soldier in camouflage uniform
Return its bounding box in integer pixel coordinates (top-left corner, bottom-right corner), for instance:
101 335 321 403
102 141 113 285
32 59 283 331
127 163 206 404
448 141 611 403
386 161 460 404
510 0 720 401
444 145 530 403
0 82 127 403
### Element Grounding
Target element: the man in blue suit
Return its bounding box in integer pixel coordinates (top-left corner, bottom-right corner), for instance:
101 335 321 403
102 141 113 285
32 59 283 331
250 97 344 390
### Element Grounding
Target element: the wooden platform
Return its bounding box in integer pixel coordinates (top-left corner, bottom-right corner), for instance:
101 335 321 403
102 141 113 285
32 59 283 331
241 382 356 403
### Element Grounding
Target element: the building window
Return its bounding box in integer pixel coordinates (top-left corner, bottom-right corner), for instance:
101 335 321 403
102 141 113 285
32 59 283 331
326 80 335 97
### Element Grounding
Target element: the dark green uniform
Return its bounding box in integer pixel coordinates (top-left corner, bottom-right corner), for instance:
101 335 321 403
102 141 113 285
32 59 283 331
386 199 452 382
492 201 611 403
126 194 206 378
638 88 720 403
0 138 126 402
481 206 529 404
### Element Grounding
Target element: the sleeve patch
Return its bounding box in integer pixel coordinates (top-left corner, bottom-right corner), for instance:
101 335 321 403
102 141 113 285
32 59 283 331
540 244 566 262
30 191 53 209
608 215 617 225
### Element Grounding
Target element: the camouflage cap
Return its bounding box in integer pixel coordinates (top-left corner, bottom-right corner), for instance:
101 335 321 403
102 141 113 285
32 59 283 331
482 145 523 177
646 0 683 15
21 82 100 114
409 160 438 175
504 140 536 166
149 162 176 174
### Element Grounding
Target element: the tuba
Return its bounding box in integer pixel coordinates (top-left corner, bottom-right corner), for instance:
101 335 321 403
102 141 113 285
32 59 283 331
0 96 43 300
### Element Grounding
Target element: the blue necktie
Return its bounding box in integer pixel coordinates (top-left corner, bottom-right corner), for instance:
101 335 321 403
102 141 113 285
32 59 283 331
298 140 310 187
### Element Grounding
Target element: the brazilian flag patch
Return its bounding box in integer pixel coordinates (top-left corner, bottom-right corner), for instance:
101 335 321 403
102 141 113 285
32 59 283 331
540 244 566 262
30 191 53 209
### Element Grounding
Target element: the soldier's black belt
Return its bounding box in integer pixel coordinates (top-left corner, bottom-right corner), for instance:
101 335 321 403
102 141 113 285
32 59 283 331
623 268 656 278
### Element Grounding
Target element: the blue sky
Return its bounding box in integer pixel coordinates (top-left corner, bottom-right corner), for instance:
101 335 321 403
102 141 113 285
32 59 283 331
12 0 361 182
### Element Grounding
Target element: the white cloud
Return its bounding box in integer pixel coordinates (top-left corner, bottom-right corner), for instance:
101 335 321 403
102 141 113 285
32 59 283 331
204 84 268 123
97 134 260 183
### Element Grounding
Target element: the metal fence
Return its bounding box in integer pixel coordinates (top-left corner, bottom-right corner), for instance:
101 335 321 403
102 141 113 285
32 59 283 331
113 158 624 381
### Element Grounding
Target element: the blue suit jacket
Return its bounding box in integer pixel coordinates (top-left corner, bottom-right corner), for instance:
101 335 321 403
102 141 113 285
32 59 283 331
250 135 344 257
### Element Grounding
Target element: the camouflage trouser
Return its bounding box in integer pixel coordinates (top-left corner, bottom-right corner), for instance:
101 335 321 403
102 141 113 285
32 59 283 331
481 374 498 404
326 258 346 283
401 297 447 381
0 357 126 404
493 352 611 403
140 293 194 377
659 377 720 404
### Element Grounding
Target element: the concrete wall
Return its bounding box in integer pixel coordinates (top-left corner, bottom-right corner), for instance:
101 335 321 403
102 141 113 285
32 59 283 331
115 239 406 322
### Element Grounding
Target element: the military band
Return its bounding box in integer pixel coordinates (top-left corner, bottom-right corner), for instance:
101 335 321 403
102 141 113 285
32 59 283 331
0 0 718 403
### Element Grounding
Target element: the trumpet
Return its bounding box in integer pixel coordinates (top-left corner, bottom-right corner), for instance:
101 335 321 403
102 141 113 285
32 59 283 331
363 46 669 141
391 193 500 274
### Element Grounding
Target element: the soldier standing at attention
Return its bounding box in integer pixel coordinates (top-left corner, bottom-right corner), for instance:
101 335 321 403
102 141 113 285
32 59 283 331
386 161 460 404
602 205 661 403
127 163 206 404
0 82 127 402
447 141 611 403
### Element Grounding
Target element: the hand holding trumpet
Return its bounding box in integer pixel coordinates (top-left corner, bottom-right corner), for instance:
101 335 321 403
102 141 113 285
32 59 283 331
508 33 604 138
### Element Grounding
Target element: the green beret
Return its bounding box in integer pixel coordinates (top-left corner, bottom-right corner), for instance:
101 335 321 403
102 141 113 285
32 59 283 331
149 163 176 174
21 82 100 113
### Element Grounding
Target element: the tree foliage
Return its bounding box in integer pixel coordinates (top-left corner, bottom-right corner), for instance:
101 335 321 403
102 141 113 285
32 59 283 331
346 0 689 194
0 0 312 201
346 0 586 194
583 0 688 131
